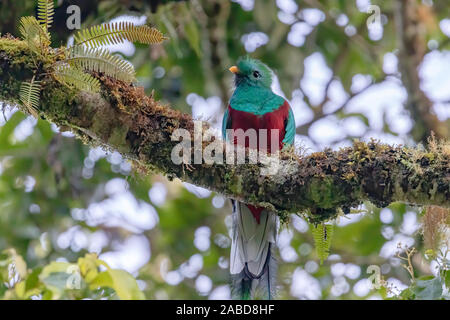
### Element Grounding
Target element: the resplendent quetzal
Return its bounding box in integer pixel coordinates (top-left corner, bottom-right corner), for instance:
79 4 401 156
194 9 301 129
222 57 295 299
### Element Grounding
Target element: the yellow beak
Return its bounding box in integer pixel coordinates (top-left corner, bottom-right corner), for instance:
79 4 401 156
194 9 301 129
229 66 239 74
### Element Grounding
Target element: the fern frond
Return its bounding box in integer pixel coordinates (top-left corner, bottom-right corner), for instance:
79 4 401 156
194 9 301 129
312 223 334 265
74 22 168 47
54 65 101 93
37 0 54 30
66 46 135 83
19 16 50 52
19 16 41 40
19 78 41 118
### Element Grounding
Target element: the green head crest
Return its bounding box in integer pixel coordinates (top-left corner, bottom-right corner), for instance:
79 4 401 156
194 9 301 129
230 56 273 89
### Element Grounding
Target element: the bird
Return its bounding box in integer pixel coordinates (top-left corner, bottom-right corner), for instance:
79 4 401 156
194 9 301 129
222 57 295 299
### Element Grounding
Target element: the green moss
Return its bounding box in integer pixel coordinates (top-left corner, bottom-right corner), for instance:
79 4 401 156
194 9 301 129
90 113 111 141
0 38 28 57
424 153 435 161
225 169 243 195
306 176 345 209
40 83 77 119
0 38 50 69
108 125 130 153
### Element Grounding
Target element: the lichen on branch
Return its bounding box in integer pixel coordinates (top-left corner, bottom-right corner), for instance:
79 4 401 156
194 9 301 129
0 37 449 223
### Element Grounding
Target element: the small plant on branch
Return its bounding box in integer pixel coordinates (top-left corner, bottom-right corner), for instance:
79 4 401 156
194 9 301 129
19 76 41 118
37 0 54 31
311 223 334 265
17 0 168 114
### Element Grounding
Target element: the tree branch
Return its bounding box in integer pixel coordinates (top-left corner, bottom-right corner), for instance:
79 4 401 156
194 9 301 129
0 37 449 223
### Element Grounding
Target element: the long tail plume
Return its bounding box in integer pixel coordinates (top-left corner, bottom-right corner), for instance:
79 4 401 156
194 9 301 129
229 201 277 300
231 244 277 299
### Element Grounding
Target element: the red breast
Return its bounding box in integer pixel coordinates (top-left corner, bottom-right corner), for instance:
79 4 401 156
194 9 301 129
228 100 290 222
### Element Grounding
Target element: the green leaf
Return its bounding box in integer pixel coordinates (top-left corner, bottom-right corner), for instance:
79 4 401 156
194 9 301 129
90 269 145 300
444 270 450 289
412 276 443 300
41 289 53 300
399 288 415 300
40 262 73 279
15 281 26 298
15 279 41 299
77 253 100 283
39 261 78 299
25 267 42 292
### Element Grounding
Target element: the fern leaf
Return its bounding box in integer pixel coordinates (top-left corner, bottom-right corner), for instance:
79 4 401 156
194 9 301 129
311 223 334 265
19 78 41 118
54 65 101 93
66 46 135 83
74 22 168 47
37 0 54 30
19 16 50 52
19 16 41 40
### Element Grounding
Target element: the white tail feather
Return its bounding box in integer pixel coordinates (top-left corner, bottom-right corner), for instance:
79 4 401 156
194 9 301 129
230 200 278 299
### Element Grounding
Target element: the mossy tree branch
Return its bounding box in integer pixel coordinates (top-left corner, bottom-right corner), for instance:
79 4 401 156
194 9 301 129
0 37 449 222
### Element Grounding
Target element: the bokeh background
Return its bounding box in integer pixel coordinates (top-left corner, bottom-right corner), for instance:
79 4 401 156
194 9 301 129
0 0 449 299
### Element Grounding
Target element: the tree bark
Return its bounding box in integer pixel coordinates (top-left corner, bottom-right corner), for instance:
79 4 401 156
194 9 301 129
0 37 449 222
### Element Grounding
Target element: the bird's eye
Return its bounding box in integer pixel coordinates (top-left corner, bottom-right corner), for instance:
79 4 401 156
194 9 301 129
253 70 261 78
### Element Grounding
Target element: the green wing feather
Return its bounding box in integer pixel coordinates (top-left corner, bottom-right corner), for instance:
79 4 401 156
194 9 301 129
222 107 231 140
282 107 296 147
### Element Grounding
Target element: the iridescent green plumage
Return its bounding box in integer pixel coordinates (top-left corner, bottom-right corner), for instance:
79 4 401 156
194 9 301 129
223 57 295 147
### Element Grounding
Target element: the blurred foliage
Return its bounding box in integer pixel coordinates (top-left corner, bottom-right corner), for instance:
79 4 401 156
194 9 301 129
0 250 144 299
0 0 449 300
